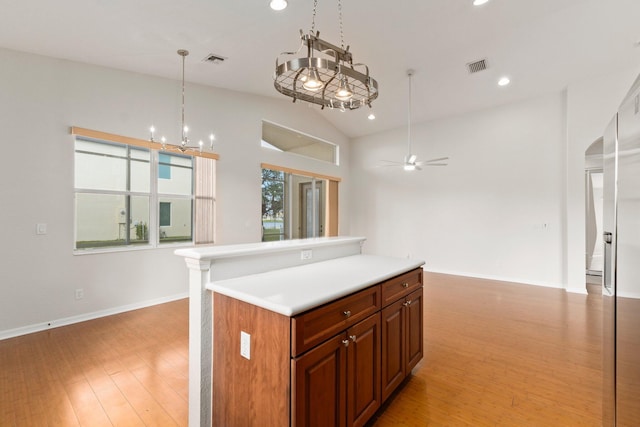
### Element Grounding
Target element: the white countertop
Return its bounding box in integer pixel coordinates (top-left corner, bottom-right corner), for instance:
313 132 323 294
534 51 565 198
207 254 425 316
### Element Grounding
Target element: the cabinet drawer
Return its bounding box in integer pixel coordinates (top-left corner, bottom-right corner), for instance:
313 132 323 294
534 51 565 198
381 268 423 307
292 286 381 357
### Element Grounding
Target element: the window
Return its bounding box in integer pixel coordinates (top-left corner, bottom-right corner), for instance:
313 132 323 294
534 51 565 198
72 127 217 251
75 139 151 248
261 164 339 242
159 153 172 179
261 121 339 165
159 202 171 227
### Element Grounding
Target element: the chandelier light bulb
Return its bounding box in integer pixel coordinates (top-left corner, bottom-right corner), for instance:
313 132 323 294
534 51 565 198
404 164 416 172
270 0 288 11
302 68 324 91
149 126 156 141
473 0 489 5
335 76 353 101
368 113 376 120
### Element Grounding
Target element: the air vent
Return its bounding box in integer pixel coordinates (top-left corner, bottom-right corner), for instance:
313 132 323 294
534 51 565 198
467 59 488 74
203 53 227 64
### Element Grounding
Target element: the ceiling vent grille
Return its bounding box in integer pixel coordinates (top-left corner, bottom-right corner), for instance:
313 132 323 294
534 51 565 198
467 59 488 74
203 53 227 64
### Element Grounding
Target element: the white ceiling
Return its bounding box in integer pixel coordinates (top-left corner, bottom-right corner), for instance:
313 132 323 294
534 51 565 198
1 0 639 138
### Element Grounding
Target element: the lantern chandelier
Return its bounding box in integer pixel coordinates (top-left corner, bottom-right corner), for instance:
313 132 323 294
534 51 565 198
149 49 215 154
273 0 378 111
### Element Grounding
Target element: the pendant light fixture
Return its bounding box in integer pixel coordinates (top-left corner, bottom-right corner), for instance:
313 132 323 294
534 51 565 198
149 49 215 154
273 0 378 111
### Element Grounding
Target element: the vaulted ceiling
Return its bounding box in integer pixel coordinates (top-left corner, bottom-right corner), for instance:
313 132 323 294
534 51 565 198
1 0 639 138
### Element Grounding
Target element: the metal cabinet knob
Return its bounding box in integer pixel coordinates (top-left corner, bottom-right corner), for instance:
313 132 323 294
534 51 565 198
402 282 409 288
403 300 412 307
342 339 350 347
343 310 351 318
349 335 357 342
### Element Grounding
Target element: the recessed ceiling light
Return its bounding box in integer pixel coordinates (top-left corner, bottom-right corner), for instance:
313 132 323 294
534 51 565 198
270 0 287 11
498 77 511 86
473 0 490 6
368 113 376 120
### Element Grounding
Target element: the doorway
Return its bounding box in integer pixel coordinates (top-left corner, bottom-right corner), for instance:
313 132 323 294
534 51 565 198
585 139 603 292
299 180 325 238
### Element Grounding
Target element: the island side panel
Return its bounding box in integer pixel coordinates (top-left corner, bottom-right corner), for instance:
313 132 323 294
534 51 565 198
213 293 291 426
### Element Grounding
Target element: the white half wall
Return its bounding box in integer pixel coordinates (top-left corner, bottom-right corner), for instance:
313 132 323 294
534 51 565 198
350 93 567 288
0 47 350 335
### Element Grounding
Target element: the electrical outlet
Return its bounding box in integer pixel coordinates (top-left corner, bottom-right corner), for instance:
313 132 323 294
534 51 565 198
301 249 313 260
75 288 84 300
240 331 251 360
36 223 47 235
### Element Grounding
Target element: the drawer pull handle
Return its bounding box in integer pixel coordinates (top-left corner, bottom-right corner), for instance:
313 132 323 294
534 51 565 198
343 310 352 318
402 282 409 288
342 339 350 347
349 335 357 342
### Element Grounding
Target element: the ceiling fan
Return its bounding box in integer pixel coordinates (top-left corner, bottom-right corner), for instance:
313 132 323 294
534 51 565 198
380 69 449 171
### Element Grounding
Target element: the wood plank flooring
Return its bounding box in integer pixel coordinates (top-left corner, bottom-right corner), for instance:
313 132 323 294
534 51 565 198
0 273 602 426
369 273 602 427
0 299 189 427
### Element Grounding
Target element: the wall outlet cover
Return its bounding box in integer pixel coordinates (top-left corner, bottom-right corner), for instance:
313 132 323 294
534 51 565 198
240 331 251 360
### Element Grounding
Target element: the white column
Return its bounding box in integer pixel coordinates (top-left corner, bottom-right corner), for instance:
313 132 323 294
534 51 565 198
184 258 212 427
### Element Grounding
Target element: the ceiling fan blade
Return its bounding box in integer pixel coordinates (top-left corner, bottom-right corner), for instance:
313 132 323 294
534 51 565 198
424 163 447 166
379 159 404 165
422 156 449 163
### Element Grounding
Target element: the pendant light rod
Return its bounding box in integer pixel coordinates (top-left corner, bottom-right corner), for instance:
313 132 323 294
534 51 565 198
407 69 414 157
178 49 188 145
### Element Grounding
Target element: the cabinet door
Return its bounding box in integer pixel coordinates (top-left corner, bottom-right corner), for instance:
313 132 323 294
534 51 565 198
381 299 405 402
405 288 423 373
347 313 381 427
292 333 347 427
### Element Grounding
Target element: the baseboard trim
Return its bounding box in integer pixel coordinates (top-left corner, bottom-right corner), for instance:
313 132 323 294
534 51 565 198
425 269 566 290
566 286 589 295
0 292 189 341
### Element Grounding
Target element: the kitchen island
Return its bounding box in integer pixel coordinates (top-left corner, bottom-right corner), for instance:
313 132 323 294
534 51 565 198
210 254 424 426
176 237 424 427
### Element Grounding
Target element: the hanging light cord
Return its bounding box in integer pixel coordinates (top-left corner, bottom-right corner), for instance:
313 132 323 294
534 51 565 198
180 50 187 144
407 71 413 157
311 0 318 33
338 0 345 50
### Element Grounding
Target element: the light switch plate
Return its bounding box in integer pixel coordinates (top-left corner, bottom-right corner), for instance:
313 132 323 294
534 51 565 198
301 249 312 260
36 223 47 235
240 331 251 360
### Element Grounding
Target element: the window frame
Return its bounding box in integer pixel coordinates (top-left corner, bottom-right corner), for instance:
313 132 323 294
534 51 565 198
260 163 340 241
71 127 218 254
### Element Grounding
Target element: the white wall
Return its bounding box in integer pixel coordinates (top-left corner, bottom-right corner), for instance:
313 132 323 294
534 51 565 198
0 47 350 336
350 93 567 287
350 66 640 292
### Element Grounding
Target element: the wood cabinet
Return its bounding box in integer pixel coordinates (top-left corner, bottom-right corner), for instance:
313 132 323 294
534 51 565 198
292 313 381 427
212 267 423 427
381 287 423 401
380 268 424 401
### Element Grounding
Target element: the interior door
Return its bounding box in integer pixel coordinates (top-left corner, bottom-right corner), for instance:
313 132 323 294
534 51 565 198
300 180 325 238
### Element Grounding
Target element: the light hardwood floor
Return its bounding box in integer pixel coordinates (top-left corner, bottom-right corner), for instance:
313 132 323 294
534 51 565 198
0 273 602 426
